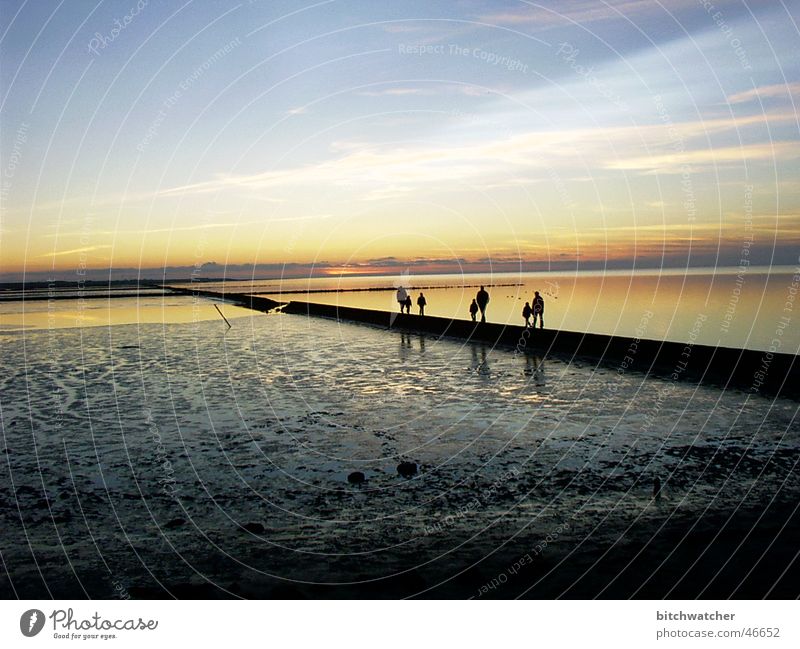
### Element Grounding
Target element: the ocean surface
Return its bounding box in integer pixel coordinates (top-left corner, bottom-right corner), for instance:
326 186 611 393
173 266 800 353
1 287 798 597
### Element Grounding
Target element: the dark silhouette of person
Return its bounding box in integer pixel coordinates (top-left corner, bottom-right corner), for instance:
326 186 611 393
524 354 543 378
476 286 489 323
404 295 412 314
470 344 490 376
396 287 408 313
522 302 532 327
469 299 479 321
532 355 545 386
417 292 427 316
532 291 544 329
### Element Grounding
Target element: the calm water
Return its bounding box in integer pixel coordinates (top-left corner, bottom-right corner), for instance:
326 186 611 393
1 296 797 597
0 295 255 331
174 267 800 352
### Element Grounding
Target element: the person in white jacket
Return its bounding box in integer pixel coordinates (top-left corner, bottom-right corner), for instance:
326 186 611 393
396 287 408 312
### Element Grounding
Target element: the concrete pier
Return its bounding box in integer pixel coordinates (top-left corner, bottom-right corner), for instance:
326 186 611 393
168 287 283 312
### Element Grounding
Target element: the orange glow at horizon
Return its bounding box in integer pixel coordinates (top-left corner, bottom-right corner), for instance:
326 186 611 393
1 219 800 275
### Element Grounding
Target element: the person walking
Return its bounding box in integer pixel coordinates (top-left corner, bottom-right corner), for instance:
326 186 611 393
404 295 412 314
417 292 427 316
469 299 479 322
476 286 490 323
532 291 545 329
396 287 408 313
522 302 532 327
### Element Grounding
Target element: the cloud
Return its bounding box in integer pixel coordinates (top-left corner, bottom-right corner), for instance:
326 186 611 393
363 256 467 268
727 82 800 105
41 218 327 241
606 141 800 172
479 0 704 28
156 110 797 198
45 222 254 239
39 245 112 258
574 213 800 237
2 190 153 217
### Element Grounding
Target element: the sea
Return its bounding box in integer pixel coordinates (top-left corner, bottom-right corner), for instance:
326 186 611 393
172 266 800 352
1 267 798 597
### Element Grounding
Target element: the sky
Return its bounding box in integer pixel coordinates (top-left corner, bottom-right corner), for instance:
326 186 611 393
1 0 799 281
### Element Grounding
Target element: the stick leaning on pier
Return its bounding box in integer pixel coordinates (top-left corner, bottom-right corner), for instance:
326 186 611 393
214 303 232 328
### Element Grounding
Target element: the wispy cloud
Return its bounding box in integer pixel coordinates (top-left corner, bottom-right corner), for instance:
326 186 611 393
44 222 246 239
40 245 111 258
606 141 800 172
727 82 800 105
44 217 329 239
479 0 704 29
156 111 797 197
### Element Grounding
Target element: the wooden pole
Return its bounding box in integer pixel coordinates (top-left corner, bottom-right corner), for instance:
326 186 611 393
214 303 232 328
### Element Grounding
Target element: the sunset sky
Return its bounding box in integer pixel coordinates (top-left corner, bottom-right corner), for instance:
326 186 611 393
1 0 798 281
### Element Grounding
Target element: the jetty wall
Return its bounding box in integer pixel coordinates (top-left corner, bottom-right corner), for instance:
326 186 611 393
168 287 283 312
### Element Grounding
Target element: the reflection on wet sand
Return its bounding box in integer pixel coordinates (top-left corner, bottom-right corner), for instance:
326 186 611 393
524 355 546 386
471 345 491 378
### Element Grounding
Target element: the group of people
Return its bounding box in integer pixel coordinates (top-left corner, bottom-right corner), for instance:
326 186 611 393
522 291 545 329
469 286 490 322
395 284 544 328
469 286 544 328
396 287 427 315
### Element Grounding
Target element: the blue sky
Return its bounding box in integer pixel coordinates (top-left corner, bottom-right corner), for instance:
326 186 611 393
1 0 798 280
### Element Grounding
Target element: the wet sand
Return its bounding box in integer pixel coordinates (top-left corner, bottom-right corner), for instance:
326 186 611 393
1 303 797 599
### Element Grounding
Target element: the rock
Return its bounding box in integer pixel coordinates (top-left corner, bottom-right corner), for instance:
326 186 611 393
165 518 186 529
397 462 418 478
347 471 366 484
243 522 265 534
